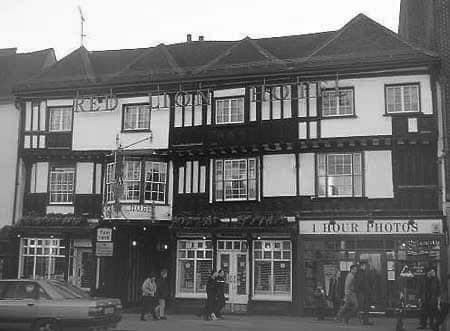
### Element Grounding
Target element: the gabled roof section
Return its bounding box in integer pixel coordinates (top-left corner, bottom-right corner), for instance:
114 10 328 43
14 13 438 93
116 43 184 81
0 48 55 98
305 13 437 62
195 36 281 74
20 46 96 89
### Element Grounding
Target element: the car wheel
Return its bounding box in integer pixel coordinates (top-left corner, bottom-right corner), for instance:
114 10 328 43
33 319 61 331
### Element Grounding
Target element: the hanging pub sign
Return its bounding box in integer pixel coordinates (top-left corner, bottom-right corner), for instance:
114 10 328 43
299 219 443 235
74 93 119 112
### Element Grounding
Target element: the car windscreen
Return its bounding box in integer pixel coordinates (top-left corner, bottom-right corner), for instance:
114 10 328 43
48 281 90 299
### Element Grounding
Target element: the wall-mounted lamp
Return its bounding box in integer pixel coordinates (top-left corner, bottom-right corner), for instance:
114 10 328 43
113 226 117 231
143 226 148 231
163 244 169 250
16 234 21 238
202 236 207 240
256 236 261 240
132 240 137 247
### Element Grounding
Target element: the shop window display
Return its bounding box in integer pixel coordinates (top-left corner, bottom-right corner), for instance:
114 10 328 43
304 239 441 313
176 240 213 297
20 238 74 280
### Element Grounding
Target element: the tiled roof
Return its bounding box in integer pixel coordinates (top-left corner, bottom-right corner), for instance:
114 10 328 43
0 48 55 98
15 14 438 93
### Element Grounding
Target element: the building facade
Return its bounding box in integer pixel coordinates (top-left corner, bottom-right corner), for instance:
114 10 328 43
13 13 446 315
0 47 55 279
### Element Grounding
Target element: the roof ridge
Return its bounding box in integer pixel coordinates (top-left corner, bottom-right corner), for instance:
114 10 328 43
302 13 366 63
78 47 96 83
358 13 438 57
194 36 282 75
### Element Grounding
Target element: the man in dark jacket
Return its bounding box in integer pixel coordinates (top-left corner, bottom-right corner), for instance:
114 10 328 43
156 269 170 320
215 270 226 318
418 267 441 330
356 262 374 325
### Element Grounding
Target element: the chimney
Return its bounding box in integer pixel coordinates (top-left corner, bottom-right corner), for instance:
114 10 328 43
186 34 192 42
398 0 436 50
198 35 204 41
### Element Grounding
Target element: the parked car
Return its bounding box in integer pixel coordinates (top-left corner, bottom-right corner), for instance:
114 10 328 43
0 279 122 331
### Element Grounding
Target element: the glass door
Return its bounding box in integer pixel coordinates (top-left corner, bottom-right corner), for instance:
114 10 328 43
217 240 249 305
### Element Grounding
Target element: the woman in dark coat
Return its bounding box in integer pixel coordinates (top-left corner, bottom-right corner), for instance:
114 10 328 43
205 270 218 320
215 269 226 318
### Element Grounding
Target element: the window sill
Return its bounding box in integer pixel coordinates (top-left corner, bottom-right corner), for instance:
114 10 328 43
383 112 423 117
311 196 366 200
252 294 292 302
214 199 258 203
175 293 206 299
121 129 152 133
48 202 74 206
321 114 357 120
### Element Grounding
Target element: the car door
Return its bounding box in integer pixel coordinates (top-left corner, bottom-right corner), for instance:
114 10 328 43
0 281 38 331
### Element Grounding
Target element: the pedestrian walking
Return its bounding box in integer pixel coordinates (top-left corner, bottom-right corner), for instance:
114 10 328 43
356 261 374 325
155 269 170 320
215 269 226 318
140 273 157 321
336 264 359 324
205 270 218 320
418 267 441 330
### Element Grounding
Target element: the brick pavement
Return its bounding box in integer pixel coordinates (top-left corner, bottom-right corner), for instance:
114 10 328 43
113 313 433 331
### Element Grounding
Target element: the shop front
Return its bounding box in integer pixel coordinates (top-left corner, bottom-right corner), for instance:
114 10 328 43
299 218 446 315
13 216 96 289
172 218 297 315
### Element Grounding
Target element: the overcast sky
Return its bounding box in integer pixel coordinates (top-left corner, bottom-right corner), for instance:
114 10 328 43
1 0 401 59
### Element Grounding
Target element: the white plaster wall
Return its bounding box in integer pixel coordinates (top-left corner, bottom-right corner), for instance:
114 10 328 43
35 162 49 193
75 162 94 194
320 74 432 138
299 153 315 196
365 150 394 198
72 96 170 150
263 154 296 197
0 103 19 227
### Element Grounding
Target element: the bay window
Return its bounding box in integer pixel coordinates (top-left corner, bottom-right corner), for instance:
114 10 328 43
321 88 354 117
144 161 167 202
49 166 75 204
386 84 420 113
317 153 363 198
214 158 257 201
105 163 116 202
48 107 73 132
176 240 213 297
215 97 244 124
253 240 292 300
123 161 141 201
123 104 151 131
105 160 167 203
